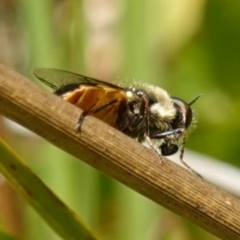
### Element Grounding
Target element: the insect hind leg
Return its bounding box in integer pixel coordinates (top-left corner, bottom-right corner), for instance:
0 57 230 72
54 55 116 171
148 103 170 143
75 99 118 131
75 111 88 131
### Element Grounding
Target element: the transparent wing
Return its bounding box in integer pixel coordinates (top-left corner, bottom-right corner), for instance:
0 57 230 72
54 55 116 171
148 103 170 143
34 68 125 90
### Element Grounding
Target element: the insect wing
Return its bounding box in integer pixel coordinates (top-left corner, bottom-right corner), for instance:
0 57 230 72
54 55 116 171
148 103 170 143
34 68 125 91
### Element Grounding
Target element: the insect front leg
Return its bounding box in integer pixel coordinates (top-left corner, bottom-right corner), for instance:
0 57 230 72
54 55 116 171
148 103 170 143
151 130 203 178
178 138 203 178
150 128 184 139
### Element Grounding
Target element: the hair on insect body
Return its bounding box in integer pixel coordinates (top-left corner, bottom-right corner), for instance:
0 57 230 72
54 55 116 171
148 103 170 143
34 68 201 177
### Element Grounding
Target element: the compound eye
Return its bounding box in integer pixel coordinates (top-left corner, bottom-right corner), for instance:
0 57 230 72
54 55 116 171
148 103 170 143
172 97 193 129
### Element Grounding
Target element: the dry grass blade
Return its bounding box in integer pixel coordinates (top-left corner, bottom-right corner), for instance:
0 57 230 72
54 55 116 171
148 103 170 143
0 63 239 239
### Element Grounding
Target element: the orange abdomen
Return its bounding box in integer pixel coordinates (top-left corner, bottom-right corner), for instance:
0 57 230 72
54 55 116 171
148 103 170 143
61 84 127 128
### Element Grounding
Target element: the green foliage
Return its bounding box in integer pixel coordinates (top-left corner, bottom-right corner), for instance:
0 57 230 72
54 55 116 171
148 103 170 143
0 229 19 240
0 139 100 240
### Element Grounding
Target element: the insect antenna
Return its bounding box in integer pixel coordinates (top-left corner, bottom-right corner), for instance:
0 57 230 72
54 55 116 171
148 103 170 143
188 94 202 106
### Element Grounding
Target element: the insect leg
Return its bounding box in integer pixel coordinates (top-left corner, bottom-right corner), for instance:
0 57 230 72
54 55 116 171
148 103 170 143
150 128 183 156
179 138 202 178
152 130 202 177
150 128 184 139
144 135 165 163
136 94 165 161
75 111 88 131
75 99 118 131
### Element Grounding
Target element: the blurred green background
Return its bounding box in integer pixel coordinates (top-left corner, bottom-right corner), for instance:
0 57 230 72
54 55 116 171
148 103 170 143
1 0 240 239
